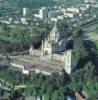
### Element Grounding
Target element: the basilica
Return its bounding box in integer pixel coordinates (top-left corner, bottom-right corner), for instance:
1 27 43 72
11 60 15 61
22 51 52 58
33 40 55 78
29 22 73 74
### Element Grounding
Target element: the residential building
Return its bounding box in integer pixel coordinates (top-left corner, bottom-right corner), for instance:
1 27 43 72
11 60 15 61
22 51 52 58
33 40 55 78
34 7 48 20
48 10 64 19
23 8 29 16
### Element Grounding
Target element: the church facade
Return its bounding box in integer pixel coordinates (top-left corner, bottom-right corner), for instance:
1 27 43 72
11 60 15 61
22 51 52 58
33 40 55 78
29 22 72 74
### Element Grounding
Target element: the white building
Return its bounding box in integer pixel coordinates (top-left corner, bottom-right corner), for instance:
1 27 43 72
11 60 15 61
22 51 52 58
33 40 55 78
57 15 64 20
20 17 28 25
29 22 73 74
39 7 48 19
63 7 80 18
64 12 74 18
10 22 73 75
50 17 58 22
84 0 96 3
34 7 48 20
23 8 29 16
48 10 64 20
66 7 80 13
78 4 90 11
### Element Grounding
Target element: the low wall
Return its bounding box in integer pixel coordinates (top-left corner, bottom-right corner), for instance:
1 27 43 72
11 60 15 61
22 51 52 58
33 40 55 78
52 54 65 62
30 50 42 56
10 63 24 69
10 62 51 75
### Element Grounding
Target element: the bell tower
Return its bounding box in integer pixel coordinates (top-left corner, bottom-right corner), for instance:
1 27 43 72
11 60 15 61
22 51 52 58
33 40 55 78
41 38 53 59
49 21 59 43
29 44 34 55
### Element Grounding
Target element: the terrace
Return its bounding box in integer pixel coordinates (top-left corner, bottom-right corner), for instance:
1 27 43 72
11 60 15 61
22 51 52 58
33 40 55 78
11 55 65 74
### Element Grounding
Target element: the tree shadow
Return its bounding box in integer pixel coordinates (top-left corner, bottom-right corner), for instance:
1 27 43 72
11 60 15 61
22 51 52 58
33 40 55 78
73 40 98 73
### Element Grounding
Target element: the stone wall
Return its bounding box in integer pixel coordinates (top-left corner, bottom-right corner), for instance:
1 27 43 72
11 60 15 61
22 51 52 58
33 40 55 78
52 54 65 62
29 49 42 56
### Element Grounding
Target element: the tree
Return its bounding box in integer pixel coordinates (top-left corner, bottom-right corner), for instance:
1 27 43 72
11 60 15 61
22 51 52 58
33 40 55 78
0 88 5 96
72 32 88 68
83 61 95 81
69 61 96 95
52 89 65 100
52 91 59 100
10 90 24 100
3 55 10 65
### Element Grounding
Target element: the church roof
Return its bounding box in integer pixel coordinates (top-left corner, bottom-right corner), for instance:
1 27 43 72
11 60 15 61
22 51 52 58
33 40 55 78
51 21 59 33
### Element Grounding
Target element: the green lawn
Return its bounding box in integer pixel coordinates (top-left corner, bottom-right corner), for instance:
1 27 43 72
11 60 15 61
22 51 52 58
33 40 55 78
95 40 98 49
